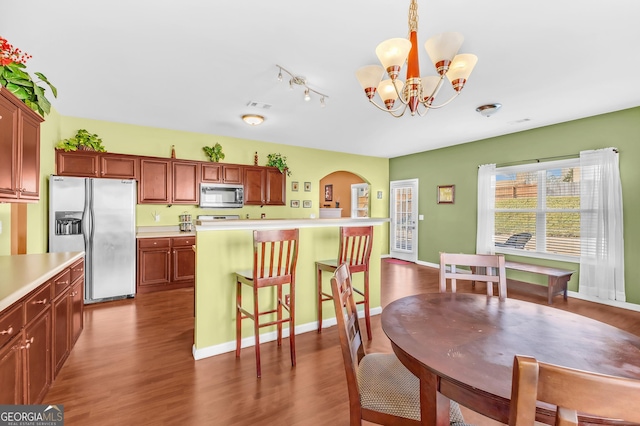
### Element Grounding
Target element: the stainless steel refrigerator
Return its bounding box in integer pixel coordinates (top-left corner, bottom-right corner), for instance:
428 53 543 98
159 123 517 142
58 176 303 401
49 175 136 303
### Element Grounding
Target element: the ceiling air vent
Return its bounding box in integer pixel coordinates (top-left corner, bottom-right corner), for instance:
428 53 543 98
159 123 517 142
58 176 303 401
246 101 272 110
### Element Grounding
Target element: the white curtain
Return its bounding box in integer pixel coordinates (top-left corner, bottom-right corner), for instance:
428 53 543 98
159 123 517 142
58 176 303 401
579 148 625 301
476 164 496 254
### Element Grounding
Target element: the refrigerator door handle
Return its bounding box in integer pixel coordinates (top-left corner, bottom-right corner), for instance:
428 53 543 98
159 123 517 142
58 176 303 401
84 180 93 302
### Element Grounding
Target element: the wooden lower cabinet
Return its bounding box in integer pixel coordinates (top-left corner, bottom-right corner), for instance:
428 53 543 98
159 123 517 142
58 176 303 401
0 331 22 404
24 310 51 404
137 236 195 293
0 258 84 404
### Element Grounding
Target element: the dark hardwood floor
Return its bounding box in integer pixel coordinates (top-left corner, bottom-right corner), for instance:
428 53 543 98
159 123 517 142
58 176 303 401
44 260 640 425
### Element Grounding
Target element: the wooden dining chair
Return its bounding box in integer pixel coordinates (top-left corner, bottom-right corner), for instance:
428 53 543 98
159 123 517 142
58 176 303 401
317 225 373 339
509 355 640 425
439 252 507 300
330 263 469 426
235 228 299 378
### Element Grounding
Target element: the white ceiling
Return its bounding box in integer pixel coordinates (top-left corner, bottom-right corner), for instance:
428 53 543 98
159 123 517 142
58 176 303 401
3 0 640 158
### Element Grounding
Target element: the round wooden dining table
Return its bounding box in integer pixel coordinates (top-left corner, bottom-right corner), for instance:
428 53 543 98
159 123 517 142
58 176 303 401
381 293 640 426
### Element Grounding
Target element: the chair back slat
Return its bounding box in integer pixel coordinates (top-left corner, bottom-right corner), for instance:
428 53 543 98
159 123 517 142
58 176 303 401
509 355 640 425
331 263 366 387
439 252 507 300
337 226 373 273
252 229 299 286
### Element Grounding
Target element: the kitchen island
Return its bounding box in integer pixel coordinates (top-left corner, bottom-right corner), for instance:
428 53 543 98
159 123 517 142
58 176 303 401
192 217 389 360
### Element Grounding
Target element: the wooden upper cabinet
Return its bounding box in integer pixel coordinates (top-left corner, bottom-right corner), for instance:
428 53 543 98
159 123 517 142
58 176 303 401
243 166 265 205
201 163 243 184
56 150 138 179
243 166 286 206
139 158 171 204
100 153 139 179
55 150 100 177
0 88 43 202
265 167 285 206
171 161 200 204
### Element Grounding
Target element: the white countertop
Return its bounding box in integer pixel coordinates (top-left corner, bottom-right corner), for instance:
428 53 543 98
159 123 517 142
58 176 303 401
0 252 85 311
195 217 389 231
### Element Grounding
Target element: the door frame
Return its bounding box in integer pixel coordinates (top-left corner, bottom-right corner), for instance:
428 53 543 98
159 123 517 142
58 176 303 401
390 179 419 262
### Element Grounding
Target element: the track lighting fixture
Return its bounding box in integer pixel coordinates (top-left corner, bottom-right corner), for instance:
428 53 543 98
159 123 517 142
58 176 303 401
276 64 329 106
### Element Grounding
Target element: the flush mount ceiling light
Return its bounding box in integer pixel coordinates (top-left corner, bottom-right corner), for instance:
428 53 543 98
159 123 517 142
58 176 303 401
476 103 502 117
276 64 328 107
242 114 265 126
355 0 478 118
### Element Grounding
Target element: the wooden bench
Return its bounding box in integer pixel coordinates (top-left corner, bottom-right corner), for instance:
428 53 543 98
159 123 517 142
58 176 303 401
505 261 575 304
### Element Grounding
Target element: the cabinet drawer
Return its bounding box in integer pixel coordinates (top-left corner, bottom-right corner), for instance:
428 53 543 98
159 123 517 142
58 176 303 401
52 269 71 298
0 303 24 349
25 282 51 324
172 236 195 247
138 238 171 249
70 258 85 283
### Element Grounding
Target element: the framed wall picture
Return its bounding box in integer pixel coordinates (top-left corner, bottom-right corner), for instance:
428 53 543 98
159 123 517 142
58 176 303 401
437 185 455 204
291 200 300 208
324 184 333 201
303 200 312 208
292 181 299 191
304 182 311 192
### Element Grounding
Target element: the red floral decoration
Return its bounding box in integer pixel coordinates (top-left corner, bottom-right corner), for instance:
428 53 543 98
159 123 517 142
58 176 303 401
0 37 33 66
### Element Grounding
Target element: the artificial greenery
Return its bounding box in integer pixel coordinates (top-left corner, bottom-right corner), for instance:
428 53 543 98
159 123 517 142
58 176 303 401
56 129 106 152
203 143 225 162
266 153 291 176
1 36 57 117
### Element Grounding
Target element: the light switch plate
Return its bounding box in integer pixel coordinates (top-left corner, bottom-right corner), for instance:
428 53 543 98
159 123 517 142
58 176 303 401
419 214 424 220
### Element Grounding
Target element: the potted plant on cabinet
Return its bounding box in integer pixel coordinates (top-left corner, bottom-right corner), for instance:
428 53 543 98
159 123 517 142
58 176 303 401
266 153 291 176
56 129 106 152
0 36 57 116
203 143 225 162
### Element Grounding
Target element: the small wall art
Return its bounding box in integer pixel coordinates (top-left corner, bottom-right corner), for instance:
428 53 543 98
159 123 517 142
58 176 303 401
291 181 299 191
303 200 312 208
304 182 311 192
437 185 455 204
291 200 300 208
324 184 333 201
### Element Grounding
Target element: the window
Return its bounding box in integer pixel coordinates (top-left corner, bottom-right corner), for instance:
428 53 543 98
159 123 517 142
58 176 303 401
493 158 581 260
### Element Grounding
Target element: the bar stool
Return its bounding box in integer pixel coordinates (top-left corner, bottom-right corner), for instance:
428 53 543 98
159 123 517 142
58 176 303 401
235 228 299 378
316 226 373 339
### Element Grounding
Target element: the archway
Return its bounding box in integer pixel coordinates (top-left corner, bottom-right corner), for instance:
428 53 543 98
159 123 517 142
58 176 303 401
319 171 368 218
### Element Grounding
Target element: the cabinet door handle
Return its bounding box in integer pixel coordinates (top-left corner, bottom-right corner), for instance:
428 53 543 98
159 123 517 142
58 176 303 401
33 298 47 305
70 291 78 297
0 326 13 335
57 280 69 286
20 337 34 350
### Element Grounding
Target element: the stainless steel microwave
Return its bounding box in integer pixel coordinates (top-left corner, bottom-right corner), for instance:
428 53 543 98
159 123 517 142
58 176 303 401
199 183 244 208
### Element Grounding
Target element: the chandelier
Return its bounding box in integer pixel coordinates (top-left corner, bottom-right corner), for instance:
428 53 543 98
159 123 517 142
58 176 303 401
355 0 477 117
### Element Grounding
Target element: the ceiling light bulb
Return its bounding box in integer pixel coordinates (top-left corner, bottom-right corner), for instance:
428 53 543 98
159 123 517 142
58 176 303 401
320 97 326 107
277 69 283 82
304 89 311 101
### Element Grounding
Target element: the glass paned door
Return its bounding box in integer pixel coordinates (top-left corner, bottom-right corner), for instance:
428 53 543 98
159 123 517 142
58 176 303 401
390 179 418 262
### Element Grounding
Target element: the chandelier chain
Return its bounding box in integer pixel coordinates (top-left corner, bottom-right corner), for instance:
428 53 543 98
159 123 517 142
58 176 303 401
408 0 419 34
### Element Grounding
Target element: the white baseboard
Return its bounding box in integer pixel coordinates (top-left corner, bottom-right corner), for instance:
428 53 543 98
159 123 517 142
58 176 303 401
192 306 383 360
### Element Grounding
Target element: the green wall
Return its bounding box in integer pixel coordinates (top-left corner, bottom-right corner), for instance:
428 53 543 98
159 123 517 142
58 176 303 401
389 106 640 304
1 115 390 256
